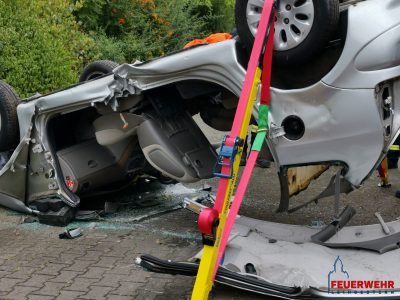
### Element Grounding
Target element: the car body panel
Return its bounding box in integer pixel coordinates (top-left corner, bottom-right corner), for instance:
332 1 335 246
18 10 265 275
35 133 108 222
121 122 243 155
268 83 384 186
0 0 398 217
323 0 400 89
0 41 247 211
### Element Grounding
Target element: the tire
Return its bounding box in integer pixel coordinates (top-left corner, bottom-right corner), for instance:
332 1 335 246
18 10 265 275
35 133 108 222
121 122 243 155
235 0 340 65
79 60 119 83
0 81 20 151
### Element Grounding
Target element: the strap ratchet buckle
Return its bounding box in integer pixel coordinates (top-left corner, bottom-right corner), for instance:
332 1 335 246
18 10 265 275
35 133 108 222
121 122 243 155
213 136 244 179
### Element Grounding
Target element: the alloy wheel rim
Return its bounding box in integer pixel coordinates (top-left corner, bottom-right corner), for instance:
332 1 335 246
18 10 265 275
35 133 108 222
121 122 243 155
246 0 315 51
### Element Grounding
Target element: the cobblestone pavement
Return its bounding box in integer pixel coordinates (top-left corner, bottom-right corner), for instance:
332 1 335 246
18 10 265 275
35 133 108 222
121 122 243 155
0 204 268 300
1 116 400 300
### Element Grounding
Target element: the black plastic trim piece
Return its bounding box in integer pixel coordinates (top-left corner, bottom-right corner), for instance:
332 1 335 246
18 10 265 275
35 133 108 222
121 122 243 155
139 255 400 299
140 254 300 296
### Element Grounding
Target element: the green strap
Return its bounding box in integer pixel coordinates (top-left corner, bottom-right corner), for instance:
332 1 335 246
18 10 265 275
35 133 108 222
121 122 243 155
251 131 267 151
257 105 269 129
251 105 269 151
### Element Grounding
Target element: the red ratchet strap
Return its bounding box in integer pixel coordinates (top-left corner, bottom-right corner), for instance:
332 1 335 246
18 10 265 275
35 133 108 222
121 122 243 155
260 21 275 106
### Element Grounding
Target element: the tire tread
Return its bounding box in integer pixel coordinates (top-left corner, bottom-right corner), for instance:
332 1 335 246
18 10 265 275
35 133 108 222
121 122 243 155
0 81 20 151
79 60 119 83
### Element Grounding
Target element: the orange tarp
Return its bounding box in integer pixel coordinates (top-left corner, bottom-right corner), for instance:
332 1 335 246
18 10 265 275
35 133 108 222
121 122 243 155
184 33 233 49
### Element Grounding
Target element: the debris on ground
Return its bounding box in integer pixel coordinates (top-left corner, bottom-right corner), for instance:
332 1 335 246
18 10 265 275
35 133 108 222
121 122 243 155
59 227 82 239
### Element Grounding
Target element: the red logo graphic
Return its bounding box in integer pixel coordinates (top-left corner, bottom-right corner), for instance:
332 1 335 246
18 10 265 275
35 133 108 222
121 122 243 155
328 256 395 294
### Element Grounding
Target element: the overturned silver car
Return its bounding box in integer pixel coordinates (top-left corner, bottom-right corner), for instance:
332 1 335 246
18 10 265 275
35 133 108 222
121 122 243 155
0 0 399 229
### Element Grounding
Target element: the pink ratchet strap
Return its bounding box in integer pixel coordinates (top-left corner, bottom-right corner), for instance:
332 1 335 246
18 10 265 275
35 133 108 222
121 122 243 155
213 3 275 279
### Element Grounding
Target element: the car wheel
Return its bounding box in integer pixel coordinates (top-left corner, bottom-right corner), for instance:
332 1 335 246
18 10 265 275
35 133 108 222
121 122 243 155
79 60 119 82
0 81 20 151
235 0 340 65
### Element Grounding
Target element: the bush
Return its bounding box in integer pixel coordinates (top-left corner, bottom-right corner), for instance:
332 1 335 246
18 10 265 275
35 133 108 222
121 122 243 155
73 0 235 63
211 0 236 33
0 0 94 98
0 0 236 97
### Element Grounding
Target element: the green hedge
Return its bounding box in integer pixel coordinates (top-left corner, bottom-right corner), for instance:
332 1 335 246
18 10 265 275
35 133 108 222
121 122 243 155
73 0 231 62
0 0 235 98
210 0 236 33
0 0 94 98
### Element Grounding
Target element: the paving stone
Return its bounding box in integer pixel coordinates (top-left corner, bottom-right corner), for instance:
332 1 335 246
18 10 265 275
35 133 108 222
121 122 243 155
91 257 119 268
134 278 173 300
80 267 109 279
106 295 133 300
16 258 48 269
93 274 131 288
57 253 83 265
103 264 133 276
65 260 94 272
55 290 86 300
28 294 56 300
64 277 99 292
155 293 191 300
77 251 104 262
159 278 193 300
50 271 83 284
37 263 69 276
20 274 54 288
0 206 256 299
35 282 69 297
0 278 25 292
39 248 68 259
142 278 171 292
6 266 36 280
110 281 144 297
99 248 131 258
3 285 40 300
134 290 160 300
65 248 91 256
0 270 10 278
127 268 154 283
0 263 20 272
87 232 109 239
93 242 115 249
79 286 114 300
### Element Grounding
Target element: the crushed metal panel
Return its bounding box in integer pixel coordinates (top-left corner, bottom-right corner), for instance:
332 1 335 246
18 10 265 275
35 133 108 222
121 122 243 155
0 128 33 212
0 146 29 201
141 213 400 298
196 216 400 295
113 40 246 96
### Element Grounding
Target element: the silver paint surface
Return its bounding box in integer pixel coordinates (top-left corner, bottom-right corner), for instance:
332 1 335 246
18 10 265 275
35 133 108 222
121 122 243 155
0 0 399 216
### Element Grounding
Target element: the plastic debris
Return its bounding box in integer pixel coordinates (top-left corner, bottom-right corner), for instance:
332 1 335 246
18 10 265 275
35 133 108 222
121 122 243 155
59 227 82 239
